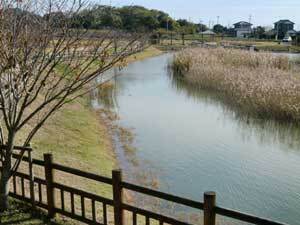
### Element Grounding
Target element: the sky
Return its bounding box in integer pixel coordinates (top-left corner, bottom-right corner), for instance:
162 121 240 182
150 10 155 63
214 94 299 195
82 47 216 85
95 0 300 29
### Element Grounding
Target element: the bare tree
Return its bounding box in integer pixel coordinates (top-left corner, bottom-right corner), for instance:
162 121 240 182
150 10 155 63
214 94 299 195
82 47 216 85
0 0 146 210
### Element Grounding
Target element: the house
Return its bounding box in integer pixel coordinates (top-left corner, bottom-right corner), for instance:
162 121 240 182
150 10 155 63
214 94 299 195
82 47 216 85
199 30 216 42
274 20 295 40
233 21 252 38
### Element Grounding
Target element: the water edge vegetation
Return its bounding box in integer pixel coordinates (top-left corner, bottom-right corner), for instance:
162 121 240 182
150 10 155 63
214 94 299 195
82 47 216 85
171 47 300 123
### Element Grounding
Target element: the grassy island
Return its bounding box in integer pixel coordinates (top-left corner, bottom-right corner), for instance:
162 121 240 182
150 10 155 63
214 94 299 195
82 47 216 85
172 47 300 122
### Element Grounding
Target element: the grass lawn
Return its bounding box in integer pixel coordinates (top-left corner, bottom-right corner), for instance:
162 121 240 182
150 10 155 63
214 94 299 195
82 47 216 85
32 96 116 197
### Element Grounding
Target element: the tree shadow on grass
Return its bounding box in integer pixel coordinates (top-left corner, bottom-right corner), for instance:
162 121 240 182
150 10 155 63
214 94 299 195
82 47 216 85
0 199 74 225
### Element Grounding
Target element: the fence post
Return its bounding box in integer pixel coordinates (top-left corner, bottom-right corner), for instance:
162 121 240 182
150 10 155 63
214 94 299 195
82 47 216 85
28 144 35 208
204 192 216 225
112 169 123 225
44 153 55 218
114 37 118 54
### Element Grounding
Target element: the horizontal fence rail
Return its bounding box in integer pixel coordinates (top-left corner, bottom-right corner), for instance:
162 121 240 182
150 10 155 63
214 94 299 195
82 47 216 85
122 181 204 210
0 145 290 225
52 163 113 185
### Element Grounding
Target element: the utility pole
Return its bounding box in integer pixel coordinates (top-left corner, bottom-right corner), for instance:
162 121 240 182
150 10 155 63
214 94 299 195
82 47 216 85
166 18 169 32
249 14 252 39
276 22 279 41
217 16 220 25
200 19 204 43
166 18 170 45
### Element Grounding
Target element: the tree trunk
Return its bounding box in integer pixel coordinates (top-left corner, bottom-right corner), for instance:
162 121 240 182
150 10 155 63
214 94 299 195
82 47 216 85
0 174 9 211
0 131 15 212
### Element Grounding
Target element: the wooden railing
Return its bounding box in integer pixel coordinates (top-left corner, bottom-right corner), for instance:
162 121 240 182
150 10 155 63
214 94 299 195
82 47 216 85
1 145 290 225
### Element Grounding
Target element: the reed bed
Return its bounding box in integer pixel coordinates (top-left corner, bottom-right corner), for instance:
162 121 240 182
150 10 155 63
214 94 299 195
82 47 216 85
171 47 300 122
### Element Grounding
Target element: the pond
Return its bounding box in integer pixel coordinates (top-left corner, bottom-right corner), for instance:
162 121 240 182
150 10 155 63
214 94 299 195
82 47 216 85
93 53 300 224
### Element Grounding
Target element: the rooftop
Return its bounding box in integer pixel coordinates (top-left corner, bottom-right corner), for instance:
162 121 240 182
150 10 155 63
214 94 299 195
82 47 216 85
274 20 295 25
233 21 253 26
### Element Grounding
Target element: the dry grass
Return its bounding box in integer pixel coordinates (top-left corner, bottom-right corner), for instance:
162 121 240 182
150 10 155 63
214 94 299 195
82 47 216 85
172 47 300 122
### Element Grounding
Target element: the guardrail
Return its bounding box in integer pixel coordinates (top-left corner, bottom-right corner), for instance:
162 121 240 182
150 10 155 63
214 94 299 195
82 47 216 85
1 145 289 225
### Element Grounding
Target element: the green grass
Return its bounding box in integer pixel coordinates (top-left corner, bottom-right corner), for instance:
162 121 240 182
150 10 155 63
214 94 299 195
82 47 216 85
22 96 117 224
33 96 116 197
124 46 162 63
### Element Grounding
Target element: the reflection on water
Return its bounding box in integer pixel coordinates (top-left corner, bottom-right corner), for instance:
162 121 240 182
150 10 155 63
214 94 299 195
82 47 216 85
91 68 119 110
93 53 300 225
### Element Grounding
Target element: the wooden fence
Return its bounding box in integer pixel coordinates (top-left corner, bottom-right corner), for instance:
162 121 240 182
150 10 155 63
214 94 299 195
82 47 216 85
1 145 290 225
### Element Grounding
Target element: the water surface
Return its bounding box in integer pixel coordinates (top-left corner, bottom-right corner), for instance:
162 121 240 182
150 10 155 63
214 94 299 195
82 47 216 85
94 54 300 224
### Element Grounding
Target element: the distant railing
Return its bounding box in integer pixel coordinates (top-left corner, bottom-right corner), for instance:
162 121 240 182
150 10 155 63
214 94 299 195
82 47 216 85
1 145 289 225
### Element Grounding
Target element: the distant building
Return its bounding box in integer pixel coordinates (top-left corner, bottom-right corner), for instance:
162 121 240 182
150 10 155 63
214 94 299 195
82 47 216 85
233 21 252 38
274 20 295 40
199 30 216 35
199 30 216 41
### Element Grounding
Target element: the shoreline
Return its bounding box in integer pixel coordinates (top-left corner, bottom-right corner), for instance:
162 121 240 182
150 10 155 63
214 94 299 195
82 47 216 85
94 48 164 204
94 46 163 178
96 45 163 167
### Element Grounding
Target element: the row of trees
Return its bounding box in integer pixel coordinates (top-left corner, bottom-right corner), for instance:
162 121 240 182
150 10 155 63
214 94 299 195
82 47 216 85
70 5 207 34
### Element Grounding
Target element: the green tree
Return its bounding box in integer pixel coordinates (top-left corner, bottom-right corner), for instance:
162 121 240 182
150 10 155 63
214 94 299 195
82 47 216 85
213 24 227 34
71 9 94 29
69 4 201 33
254 26 266 39
197 23 208 32
89 6 122 28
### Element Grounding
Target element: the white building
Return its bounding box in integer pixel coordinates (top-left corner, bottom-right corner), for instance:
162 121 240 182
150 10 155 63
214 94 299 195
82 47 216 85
233 21 252 38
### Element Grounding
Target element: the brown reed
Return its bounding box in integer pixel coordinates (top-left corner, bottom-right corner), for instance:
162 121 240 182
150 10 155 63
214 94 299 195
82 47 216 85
172 47 300 122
